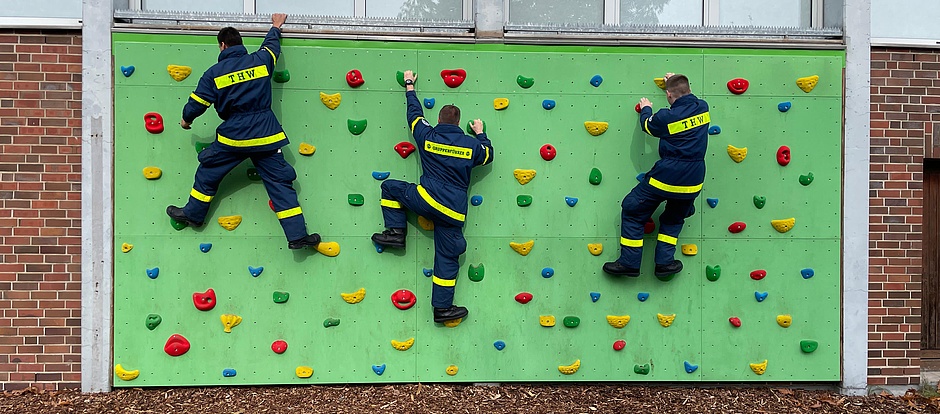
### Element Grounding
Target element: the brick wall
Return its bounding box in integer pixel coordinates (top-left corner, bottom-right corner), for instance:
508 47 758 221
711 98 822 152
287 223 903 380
869 47 932 387
0 30 82 390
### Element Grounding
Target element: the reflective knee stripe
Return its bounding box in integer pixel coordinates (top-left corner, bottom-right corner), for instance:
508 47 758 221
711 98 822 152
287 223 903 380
432 276 456 287
217 132 286 148
190 188 213 203
190 93 211 107
411 117 424 133
380 199 402 208
648 177 703 194
657 233 678 245
276 207 302 219
417 185 465 222
620 237 643 247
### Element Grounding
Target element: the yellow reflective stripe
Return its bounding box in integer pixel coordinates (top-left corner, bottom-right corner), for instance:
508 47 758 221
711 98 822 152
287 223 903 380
620 237 643 247
643 117 653 135
214 65 270 89
263 47 277 65
432 276 456 287
667 111 710 135
657 233 678 245
276 207 302 219
425 141 472 159
189 93 211 107
217 132 286 148
190 188 213 203
380 199 402 208
417 185 465 222
411 117 424 133
482 146 490 165
648 177 703 194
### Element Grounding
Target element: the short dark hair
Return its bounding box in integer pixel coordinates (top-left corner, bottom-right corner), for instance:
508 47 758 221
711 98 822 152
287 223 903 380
665 75 691 96
217 27 243 47
439 105 460 125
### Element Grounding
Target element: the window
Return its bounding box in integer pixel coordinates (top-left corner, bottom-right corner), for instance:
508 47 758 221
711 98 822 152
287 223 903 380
508 0 604 25
370 0 463 20
718 0 811 28
0 0 82 27
872 0 940 45
144 0 242 13
621 0 701 26
255 1 354 17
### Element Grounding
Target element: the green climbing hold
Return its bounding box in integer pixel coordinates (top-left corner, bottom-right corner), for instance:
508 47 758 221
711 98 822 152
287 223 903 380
589 168 602 185
145 314 162 330
800 339 819 353
706 265 721 282
396 71 416 88
563 316 580 328
634 364 650 375
273 291 290 304
753 195 766 209
247 168 261 181
273 69 290 83
195 142 211 154
799 172 814 186
656 273 676 282
468 263 484 282
347 119 368 135
323 318 341 328
517 195 533 207
348 194 365 206
516 75 534 89
170 217 188 231
465 119 486 135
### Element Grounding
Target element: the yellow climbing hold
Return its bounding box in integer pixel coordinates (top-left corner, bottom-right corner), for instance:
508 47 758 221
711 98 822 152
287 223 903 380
298 143 316 156
587 243 603 256
606 315 631 329
220 314 242 333
558 359 581 375
539 315 556 327
776 314 792 328
513 169 536 185
796 75 819 93
771 217 796 233
319 92 342 110
681 244 698 256
750 359 768 375
446 365 459 376
167 65 192 82
218 215 242 231
121 243 133 253
340 288 366 304
493 98 509 110
391 337 415 351
114 364 139 381
443 318 463 328
657 313 676 327
295 366 313 378
315 241 341 257
510 240 534 256
653 77 666 89
418 215 434 231
143 166 162 180
727 145 748 163
584 121 609 136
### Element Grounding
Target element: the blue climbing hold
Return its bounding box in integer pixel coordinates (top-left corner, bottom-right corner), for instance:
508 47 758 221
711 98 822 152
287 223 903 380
120 65 135 77
706 198 718 208
708 126 721 135
590 292 601 302
542 267 554 278
146 267 159 279
424 98 435 109
542 99 556 110
374 242 384 254
565 196 578 207
372 171 390 180
778 101 791 112
755 291 768 302
372 364 386 376
199 243 212 253
222 368 237 377
248 266 263 278
423 268 432 277
590 74 603 87
801 268 814 279
637 292 649 302
494 340 506 351
684 361 698 373
636 172 646 182
470 195 483 206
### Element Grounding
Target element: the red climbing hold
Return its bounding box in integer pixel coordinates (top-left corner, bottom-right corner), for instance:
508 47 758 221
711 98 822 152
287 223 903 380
269 200 275 211
391 289 416 310
144 112 164 134
514 292 533 304
729 317 742 328
728 222 746 234
644 218 656 234
776 146 791 166
271 340 288 354
727 78 749 95
193 288 216 311
394 142 416 159
750 270 767 280
613 340 626 351
346 69 364 88
440 69 467 88
635 103 642 113
164 334 191 357
540 144 557 161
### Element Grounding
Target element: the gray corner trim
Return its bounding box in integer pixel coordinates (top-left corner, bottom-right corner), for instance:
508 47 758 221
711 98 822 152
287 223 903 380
840 0 871 396
81 0 114 393
474 0 504 39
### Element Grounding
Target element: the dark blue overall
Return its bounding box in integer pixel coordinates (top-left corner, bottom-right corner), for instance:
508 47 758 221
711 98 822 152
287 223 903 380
381 90 494 308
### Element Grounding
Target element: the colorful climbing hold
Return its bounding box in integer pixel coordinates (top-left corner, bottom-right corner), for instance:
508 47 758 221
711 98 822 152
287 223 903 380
167 65 192 82
542 99 555 110
120 65 134 77
653 77 666 89
514 292 533 304
348 194 365 206
248 266 263 278
164 334 191 357
145 314 162 330
728 222 746 234
142 166 162 180
323 318 341 328
372 364 386 376
540 144 557 161
776 146 791 166
146 267 159 279
494 340 506 351
440 69 466 88
589 167 602 185
708 126 721 135
657 313 676 327
422 268 432 277
347 119 367 135
340 288 365 304
796 75 819 93
590 292 601 302
681 244 698 256
510 240 534 256
468 264 485 282
800 340 819 353
729 316 742 328
465 119 486 135
443 318 463 328
424 98 435 109
220 314 242 333
799 172 814 186
771 217 796 233
513 169 536 185
374 242 384 254
391 289 416 310
319 92 341 110
121 243 133 253
706 198 718 208
271 340 288 354
590 74 603 87
144 112 164 134
565 196 578 207
584 121 609 136
606 315 631 329
587 243 603 256
727 145 747 163
755 291 768 302
394 142 416 158
315 241 341 257
417 215 434 231
391 338 415 351
516 75 534 88
801 268 815 279
372 171 390 181
395 71 413 88
541 267 554 278
563 316 580 328
727 78 749 94
635 103 642 113
273 70 290 83
470 195 483 206
445 365 459 376
750 360 768 375
634 364 651 375
613 340 626 351
114 364 139 381
296 366 313 378
193 289 216 311
539 315 555 327
753 195 766 209
345 69 364 88
644 218 656 234
195 141 211 153
493 98 509 110
777 315 792 328
516 195 533 207
218 215 242 231
750 269 767 281
706 265 721 282
170 218 187 231
684 361 699 373
559 360 581 375
637 292 649 302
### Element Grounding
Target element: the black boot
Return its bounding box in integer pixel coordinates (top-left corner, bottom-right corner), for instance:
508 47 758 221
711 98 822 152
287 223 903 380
655 260 683 277
166 205 203 227
603 261 640 277
434 305 469 323
371 228 406 249
288 233 321 250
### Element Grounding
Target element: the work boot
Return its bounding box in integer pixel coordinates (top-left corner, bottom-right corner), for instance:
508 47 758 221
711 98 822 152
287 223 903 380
603 261 640 277
655 260 683 277
166 205 203 227
434 305 469 323
288 233 321 250
371 228 406 249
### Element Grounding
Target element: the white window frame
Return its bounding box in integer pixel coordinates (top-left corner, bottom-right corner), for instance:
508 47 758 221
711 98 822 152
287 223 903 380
127 0 473 19
0 0 83 28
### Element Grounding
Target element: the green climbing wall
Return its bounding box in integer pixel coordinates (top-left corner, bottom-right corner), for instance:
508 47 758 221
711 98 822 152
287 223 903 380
112 33 844 386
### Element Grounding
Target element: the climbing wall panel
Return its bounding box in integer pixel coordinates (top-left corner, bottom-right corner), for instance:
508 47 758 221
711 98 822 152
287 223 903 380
113 33 843 386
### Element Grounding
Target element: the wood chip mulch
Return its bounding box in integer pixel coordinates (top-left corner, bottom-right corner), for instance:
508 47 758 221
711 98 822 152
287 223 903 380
2 384 940 413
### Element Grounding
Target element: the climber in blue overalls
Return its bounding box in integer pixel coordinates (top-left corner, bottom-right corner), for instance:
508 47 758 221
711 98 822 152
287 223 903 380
604 73 709 277
372 70 494 324
166 13 322 250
